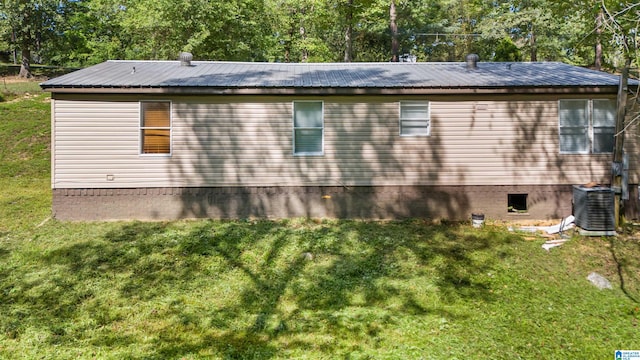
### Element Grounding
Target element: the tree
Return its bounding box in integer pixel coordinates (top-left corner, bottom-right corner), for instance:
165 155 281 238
393 0 490 62
390 0 398 61
267 0 338 62
118 0 218 60
0 1 33 77
347 0 388 61
343 0 354 62
1 0 636 69
0 0 80 76
598 1 640 226
594 5 604 70
494 37 522 61
600 1 640 68
544 1 613 68
67 0 129 65
478 0 575 62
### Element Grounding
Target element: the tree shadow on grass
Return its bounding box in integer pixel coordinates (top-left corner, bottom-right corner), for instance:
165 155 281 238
0 243 8 260
292 222 514 312
0 222 178 346
609 235 640 303
1 220 519 358
182 220 518 357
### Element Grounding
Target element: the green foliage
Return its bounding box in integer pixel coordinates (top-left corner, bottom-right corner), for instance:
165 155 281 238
600 1 640 68
494 37 522 62
0 0 638 66
1 91 639 358
0 0 81 73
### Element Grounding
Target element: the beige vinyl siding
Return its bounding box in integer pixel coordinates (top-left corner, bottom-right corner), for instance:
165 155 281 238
50 99 55 188
53 100 162 187
52 94 633 189
322 98 612 186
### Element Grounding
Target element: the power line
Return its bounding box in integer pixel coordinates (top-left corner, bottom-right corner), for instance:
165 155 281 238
413 33 482 37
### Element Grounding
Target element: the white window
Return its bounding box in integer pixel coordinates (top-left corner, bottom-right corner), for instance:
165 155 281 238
140 101 171 155
559 100 589 153
592 99 616 154
559 99 615 154
400 101 430 136
293 101 323 155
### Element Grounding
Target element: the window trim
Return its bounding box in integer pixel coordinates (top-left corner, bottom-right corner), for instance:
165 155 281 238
592 99 617 154
139 100 172 156
292 100 324 156
399 101 431 137
558 99 590 155
558 98 615 155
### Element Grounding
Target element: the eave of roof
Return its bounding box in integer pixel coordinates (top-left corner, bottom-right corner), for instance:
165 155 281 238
40 60 627 95
43 85 619 96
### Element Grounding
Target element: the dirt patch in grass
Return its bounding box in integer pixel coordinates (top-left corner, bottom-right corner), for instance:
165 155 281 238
5 93 44 104
1 75 46 83
1 77 45 103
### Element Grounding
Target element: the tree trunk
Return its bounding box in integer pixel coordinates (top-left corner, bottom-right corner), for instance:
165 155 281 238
612 59 631 227
285 27 292 63
594 7 603 70
11 30 18 65
300 25 308 62
285 8 295 63
530 24 537 62
299 5 308 62
344 0 353 62
19 47 32 78
390 0 398 62
18 3 33 78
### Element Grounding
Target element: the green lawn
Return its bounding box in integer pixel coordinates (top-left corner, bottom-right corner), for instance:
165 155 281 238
0 81 43 101
1 83 639 359
0 63 78 79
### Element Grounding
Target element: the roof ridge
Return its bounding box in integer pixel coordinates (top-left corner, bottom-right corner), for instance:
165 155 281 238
106 60 471 66
41 60 626 91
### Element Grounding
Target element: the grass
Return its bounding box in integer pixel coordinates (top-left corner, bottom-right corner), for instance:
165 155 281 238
2 220 639 359
0 84 50 233
1 79 639 359
0 63 78 79
0 77 45 102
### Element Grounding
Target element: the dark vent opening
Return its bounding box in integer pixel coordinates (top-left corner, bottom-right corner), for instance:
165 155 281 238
508 194 528 213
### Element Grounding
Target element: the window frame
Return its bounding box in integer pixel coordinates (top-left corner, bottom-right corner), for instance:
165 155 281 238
592 99 616 154
399 101 431 137
292 100 324 156
139 100 172 156
558 99 590 154
558 98 615 155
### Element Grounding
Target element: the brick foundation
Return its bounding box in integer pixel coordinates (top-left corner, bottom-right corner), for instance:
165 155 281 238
51 185 599 221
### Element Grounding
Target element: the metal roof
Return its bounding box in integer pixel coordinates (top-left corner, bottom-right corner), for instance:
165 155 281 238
40 60 625 94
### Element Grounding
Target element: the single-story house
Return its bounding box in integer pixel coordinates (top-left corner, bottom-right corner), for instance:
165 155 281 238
40 55 640 221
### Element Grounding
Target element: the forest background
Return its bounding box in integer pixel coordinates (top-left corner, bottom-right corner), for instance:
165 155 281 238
0 0 639 78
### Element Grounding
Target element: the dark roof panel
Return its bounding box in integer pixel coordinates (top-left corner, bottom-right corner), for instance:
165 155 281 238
41 60 625 91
